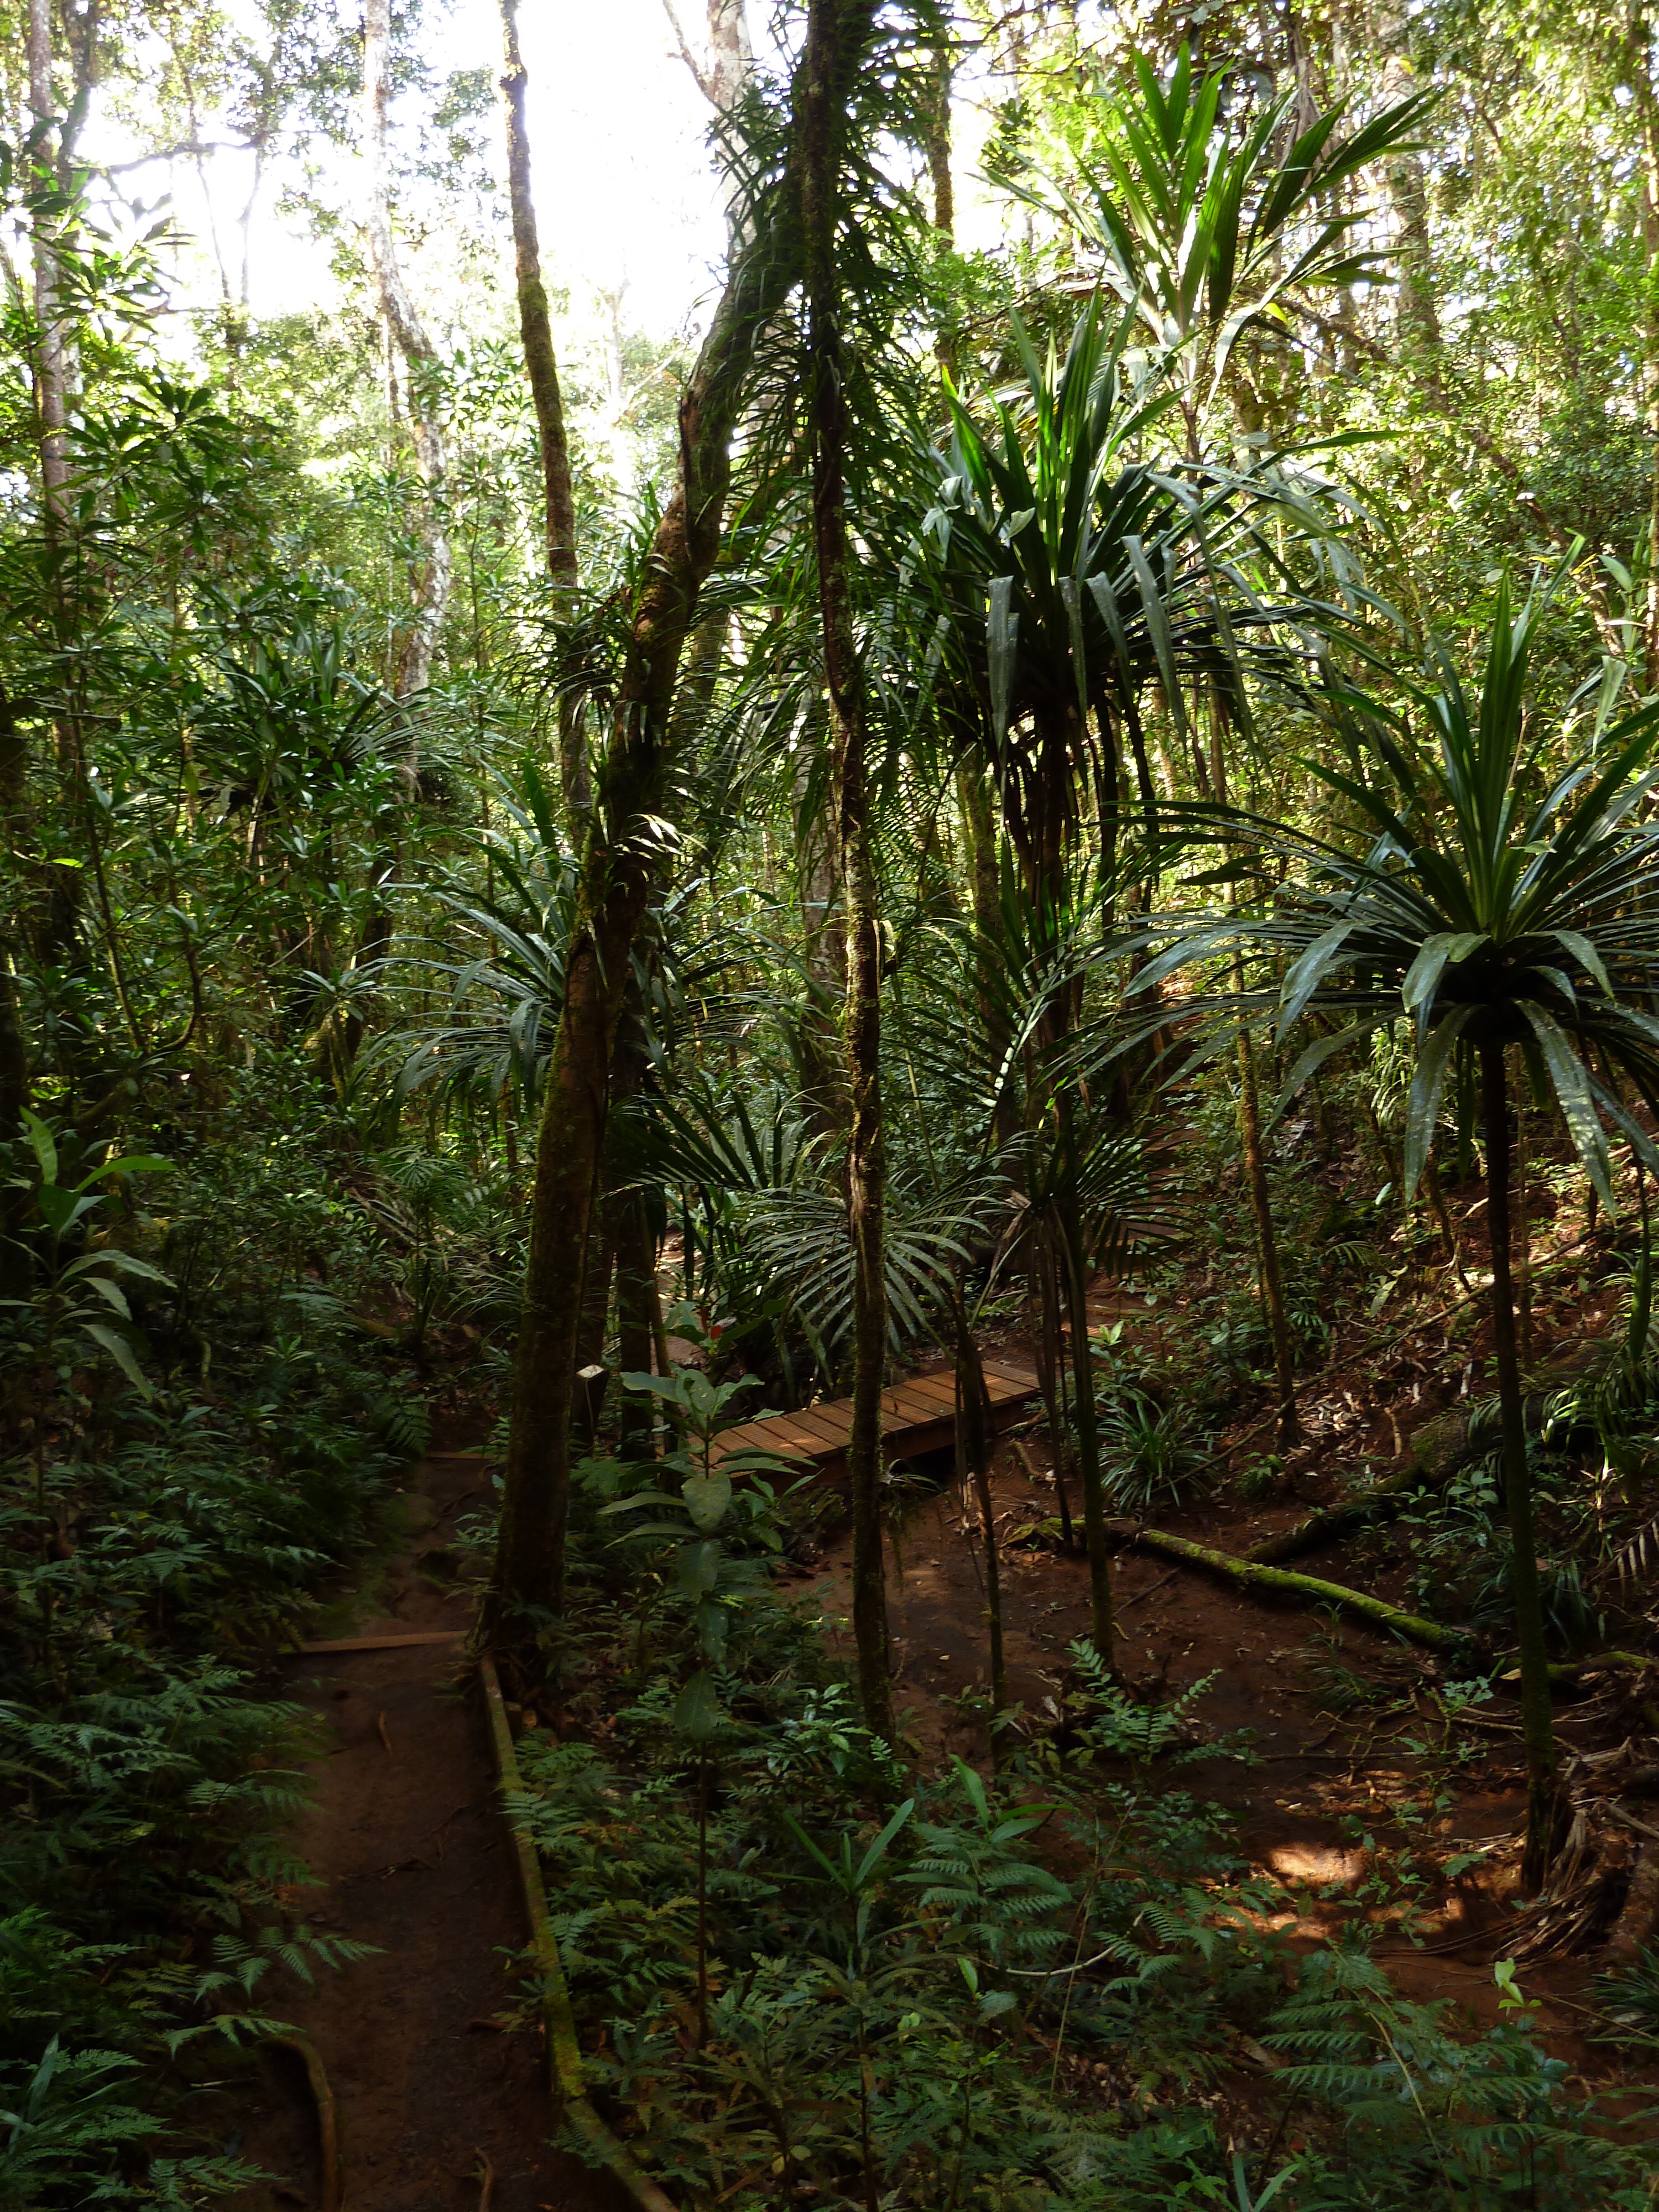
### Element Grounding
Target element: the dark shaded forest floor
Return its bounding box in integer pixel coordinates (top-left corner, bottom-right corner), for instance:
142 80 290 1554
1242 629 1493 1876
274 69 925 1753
216 1149 1659 2203
806 1171 1659 2109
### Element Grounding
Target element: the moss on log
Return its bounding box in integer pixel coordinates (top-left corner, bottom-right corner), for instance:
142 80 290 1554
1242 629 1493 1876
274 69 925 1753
1120 1525 1471 1652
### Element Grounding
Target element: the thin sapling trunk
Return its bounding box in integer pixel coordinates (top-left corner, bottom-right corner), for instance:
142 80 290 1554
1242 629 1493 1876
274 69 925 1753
799 0 892 1741
1480 1035 1563 1892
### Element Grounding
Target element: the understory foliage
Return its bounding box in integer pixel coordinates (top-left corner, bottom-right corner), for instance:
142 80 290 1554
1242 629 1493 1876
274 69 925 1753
514 1432 1645 2210
10 0 1659 2199
1 1080 430 2206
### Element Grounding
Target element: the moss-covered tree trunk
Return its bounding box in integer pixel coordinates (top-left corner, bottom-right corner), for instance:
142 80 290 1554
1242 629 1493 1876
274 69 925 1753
799 0 893 1741
496 0 588 827
488 3 879 1650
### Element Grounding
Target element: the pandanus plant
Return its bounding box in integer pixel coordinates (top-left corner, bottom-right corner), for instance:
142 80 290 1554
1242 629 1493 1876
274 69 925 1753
923 298 1274 911
1142 564 1659 1888
999 45 1433 448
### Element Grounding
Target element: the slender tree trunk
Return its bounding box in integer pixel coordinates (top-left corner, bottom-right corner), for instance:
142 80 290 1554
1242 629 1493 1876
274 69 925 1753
497 0 578 584
1480 1035 1563 1893
795 738 847 1134
924 38 957 374
1235 1000 1299 1444
956 1313 1006 1745
800 0 892 1741
26 0 83 966
1373 1 1442 357
363 0 451 704
0 685 30 1293
336 0 452 1084
1058 1191 1114 1657
615 1195 656 1457
958 751 1016 1145
497 0 589 830
27 0 68 528
488 7 880 1646
1213 713 1297 1444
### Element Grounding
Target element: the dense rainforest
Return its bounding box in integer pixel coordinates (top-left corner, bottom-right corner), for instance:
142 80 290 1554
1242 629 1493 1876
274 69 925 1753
13 0 1659 2203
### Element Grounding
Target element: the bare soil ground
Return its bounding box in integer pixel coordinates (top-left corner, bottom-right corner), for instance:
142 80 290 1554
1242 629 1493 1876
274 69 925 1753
805 1215 1659 2096
221 1444 611 2212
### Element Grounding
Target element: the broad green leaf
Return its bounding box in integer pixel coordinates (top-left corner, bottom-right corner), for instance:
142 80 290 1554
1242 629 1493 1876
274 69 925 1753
1267 1019 1386 1129
1548 928 1611 999
674 1669 721 1743
695 1594 728 1664
62 1250 174 1287
1516 1000 1614 1208
1402 1004 1474 1197
1279 919 1362 1030
1401 932 1486 1017
82 1275 132 1321
855 1797 916 1889
76 1154 172 1192
81 1321 152 1399
676 1539 721 1598
20 1109 57 1186
682 1471 732 1531
35 1186 96 1238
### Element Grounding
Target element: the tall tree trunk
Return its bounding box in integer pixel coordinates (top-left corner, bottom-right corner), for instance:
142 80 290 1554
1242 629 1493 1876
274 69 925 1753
487 4 881 1648
1373 2 1442 357
1235 988 1299 1444
497 0 589 829
1480 1035 1563 1893
800 0 893 1742
338 0 452 1082
26 0 69 535
1213 709 1298 1444
955 1312 1006 1748
27 0 82 966
614 1195 657 1457
924 38 957 373
0 684 30 1295
363 0 451 706
1625 13 1659 687
1058 1190 1114 1658
497 0 578 585
795 739 847 1134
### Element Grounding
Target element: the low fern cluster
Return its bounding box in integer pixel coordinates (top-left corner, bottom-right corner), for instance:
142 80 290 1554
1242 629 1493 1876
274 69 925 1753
1 1341 411 2206
520 1603 1650 2210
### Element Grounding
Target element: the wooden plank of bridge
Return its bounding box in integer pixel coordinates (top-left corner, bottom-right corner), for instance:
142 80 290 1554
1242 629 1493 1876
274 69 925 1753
710 1359 1040 1477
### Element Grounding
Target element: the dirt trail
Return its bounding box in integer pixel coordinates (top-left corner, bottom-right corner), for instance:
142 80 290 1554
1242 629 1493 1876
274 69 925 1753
226 1448 609 2212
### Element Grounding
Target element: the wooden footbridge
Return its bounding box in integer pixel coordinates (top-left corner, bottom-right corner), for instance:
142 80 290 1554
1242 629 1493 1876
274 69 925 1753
711 1358 1041 1478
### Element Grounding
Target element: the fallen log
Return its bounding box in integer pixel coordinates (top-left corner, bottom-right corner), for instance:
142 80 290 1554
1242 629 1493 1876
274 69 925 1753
1116 1524 1469 1653
1246 1352 1601 1569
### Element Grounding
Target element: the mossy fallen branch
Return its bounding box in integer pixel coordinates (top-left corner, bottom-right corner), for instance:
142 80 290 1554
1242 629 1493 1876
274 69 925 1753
1114 1523 1470 1652
1247 1351 1601 1568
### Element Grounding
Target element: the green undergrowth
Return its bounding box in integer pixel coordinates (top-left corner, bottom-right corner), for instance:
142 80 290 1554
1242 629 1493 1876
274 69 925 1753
1 1241 424 2204
511 1374 1655 2212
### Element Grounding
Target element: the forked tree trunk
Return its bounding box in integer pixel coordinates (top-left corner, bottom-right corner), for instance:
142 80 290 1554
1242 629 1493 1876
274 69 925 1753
799 0 892 1742
488 1 881 1648
1479 1035 1564 1892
